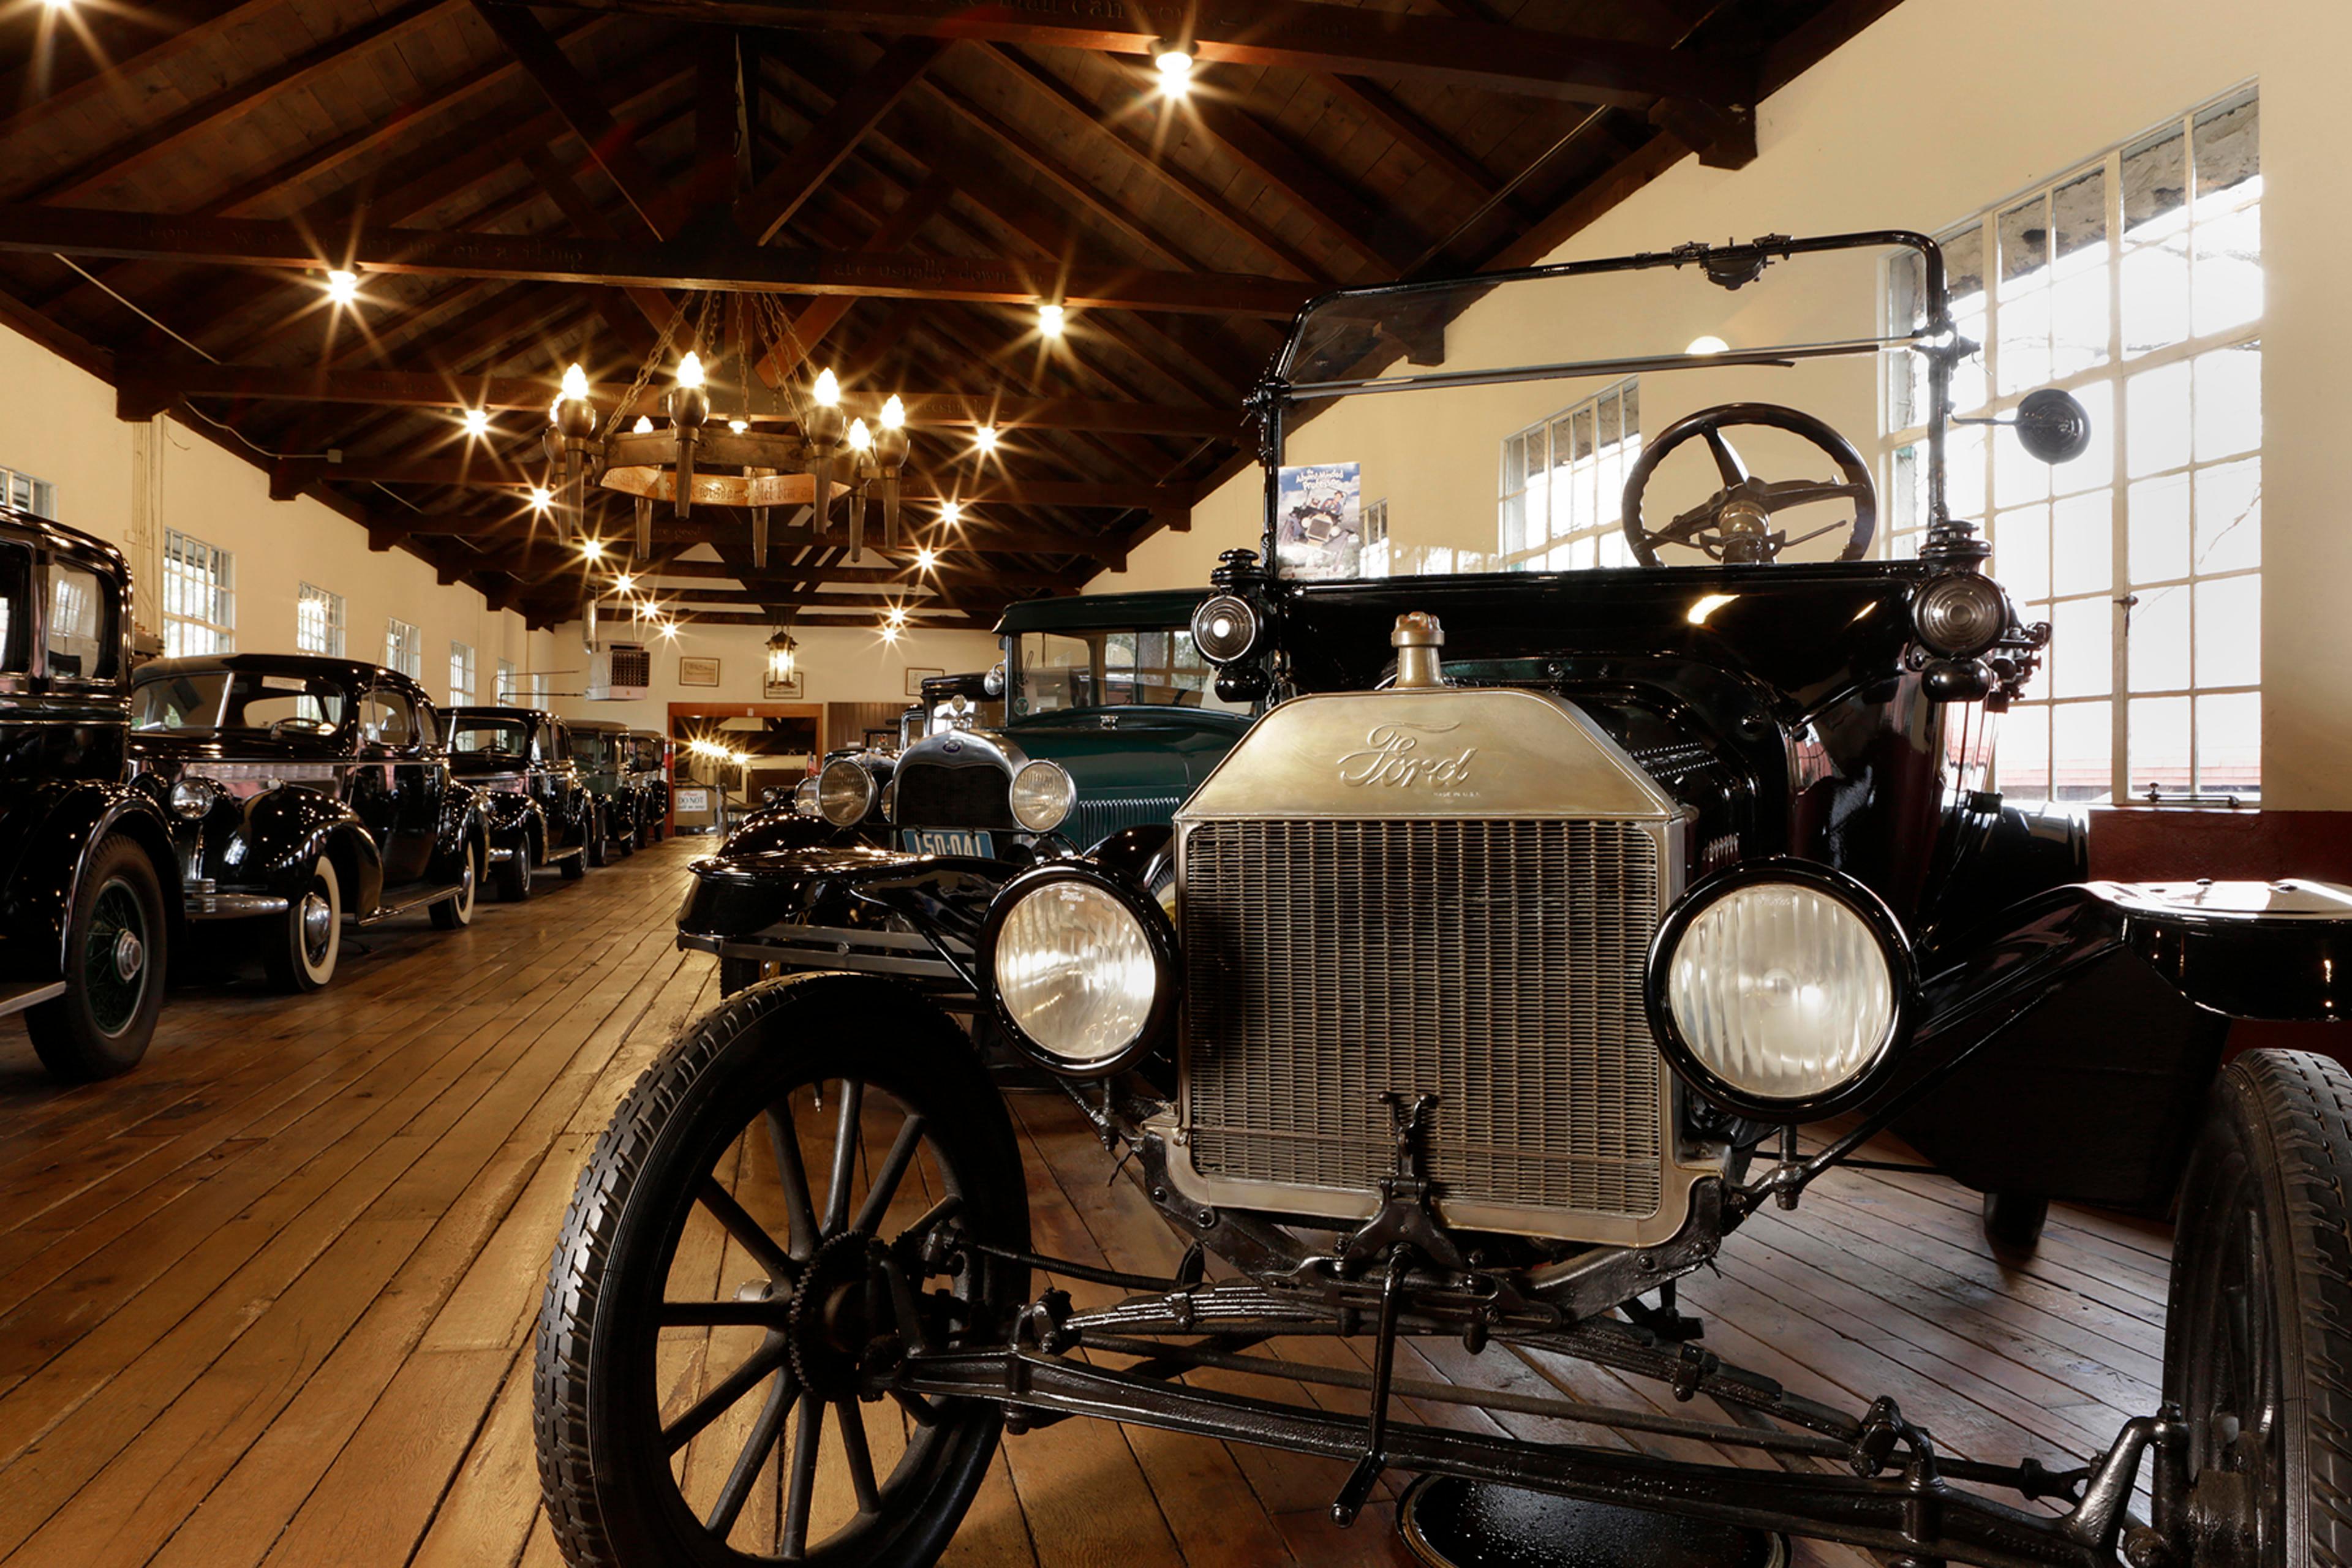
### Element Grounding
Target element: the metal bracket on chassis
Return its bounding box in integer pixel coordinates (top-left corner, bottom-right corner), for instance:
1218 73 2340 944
900 1344 2168 1568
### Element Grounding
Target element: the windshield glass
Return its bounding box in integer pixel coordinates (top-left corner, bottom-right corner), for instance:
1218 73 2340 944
449 716 531 760
133 669 347 734
573 730 614 768
1269 236 1948 579
1011 628 1250 718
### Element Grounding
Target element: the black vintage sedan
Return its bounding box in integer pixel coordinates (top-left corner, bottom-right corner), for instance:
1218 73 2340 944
443 706 597 899
0 506 179 1079
129 655 488 991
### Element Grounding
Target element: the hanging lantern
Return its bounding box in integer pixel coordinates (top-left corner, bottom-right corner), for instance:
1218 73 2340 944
766 629 797 684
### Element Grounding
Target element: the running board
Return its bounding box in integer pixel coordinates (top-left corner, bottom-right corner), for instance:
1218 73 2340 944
542 846 584 864
0 980 66 1019
349 880 467 927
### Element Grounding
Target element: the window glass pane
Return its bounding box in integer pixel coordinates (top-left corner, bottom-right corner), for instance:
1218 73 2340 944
1992 504 2049 604
2128 695 2192 796
1993 418 2052 508
2193 92 2260 204
2050 379 2115 496
1999 705 2051 796
2048 597 2111 698
2125 360 2191 478
2196 690 2260 794
2193 575 2260 687
2127 583 2191 693
2049 491 2109 597
47 562 111 678
2122 125 2188 237
2051 700 2113 802
2127 472 2191 584
2192 341 2261 461
2193 458 2261 574
1945 423 1986 522
2193 202 2263 336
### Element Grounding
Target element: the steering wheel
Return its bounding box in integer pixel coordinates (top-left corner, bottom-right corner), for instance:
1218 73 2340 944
1621 402 1877 567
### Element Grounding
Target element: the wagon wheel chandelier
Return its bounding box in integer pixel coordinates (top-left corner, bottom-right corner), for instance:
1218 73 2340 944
541 292 913 571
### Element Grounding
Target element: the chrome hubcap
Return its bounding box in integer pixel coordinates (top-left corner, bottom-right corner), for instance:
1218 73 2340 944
300 891 333 958
111 927 143 984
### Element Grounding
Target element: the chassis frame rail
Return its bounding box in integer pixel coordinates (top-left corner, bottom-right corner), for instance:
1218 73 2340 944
900 1348 2144 1568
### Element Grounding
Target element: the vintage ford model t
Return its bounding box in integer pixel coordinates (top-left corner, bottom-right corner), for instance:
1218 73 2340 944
537 233 2351 1568
677 592 1245 995
129 654 489 992
0 507 178 1079
445 704 597 899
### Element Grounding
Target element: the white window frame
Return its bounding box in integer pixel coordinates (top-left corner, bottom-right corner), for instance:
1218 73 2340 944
296 582 345 657
449 640 475 706
1498 377 1642 572
1884 85 2261 804
0 467 56 519
385 616 423 680
162 529 235 657
496 658 516 702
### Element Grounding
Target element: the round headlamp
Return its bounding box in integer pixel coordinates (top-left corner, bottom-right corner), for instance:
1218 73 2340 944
1645 861 1914 1120
879 778 897 824
792 776 820 816
816 758 875 827
1190 594 1263 665
981 865 1176 1076
1912 571 2010 658
169 776 220 821
1009 758 1075 832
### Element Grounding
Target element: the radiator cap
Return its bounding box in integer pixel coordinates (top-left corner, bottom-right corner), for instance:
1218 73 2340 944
1392 612 1446 689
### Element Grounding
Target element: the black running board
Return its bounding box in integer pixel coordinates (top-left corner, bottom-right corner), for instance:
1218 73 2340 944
349 880 468 927
0 979 66 1019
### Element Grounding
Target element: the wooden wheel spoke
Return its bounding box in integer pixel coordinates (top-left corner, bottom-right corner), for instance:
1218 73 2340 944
834 1396 882 1513
704 1368 799 1537
764 1101 821 1259
780 1393 824 1558
821 1080 865 1235
851 1114 927 1237
696 1177 797 1283
663 1333 791 1456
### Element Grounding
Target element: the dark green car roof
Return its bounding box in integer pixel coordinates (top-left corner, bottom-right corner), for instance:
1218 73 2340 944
994 589 1206 636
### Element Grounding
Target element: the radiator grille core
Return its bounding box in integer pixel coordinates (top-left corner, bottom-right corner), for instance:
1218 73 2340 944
1180 819 1664 1221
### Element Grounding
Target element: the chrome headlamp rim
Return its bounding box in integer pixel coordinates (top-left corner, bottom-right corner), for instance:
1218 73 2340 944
1190 593 1263 665
168 774 224 821
792 775 820 816
1911 570 2012 658
1009 757 1075 832
1643 857 1918 1122
816 758 876 827
978 859 1178 1079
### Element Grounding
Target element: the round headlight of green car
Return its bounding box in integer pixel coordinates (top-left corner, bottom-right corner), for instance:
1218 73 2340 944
816 759 875 827
1009 758 1075 832
1646 861 1914 1119
982 865 1176 1076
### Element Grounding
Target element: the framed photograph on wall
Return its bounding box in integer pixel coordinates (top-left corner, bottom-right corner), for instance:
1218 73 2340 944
763 669 804 699
903 666 946 697
677 655 721 687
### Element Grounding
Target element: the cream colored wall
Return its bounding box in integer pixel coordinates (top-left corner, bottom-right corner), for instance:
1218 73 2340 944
1101 0 2352 809
0 323 558 702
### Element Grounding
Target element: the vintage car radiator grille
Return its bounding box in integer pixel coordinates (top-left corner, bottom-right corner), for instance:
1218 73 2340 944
893 761 1016 832
1182 818 1663 1220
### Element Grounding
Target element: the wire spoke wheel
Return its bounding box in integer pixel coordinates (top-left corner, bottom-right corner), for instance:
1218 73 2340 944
537 978 1030 1568
82 878 149 1036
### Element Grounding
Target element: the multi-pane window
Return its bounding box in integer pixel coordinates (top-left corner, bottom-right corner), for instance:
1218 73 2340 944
161 529 234 657
296 582 344 657
1359 499 1391 576
385 617 423 680
449 641 475 706
1887 86 2261 802
1499 378 1642 570
496 658 516 702
0 467 55 519
527 671 550 708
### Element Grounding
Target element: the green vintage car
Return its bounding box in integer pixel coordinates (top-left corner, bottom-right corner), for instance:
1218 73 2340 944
678 589 1246 995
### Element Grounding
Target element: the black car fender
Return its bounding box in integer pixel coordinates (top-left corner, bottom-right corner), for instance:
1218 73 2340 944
718 809 872 858
1088 824 1174 891
680 845 1019 959
432 783 493 881
0 783 183 979
241 788 385 912
480 790 547 854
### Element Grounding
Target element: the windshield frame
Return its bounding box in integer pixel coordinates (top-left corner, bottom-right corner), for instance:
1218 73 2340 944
447 714 535 763
1006 624 1249 720
132 668 352 739
1255 229 1966 578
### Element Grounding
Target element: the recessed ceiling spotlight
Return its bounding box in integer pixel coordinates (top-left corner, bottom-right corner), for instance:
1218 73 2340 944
577 535 602 558
1153 39 1194 97
461 407 490 438
613 572 635 594
973 424 999 454
938 499 963 527
325 268 360 306
914 546 938 570
1036 303 1066 338
529 486 554 511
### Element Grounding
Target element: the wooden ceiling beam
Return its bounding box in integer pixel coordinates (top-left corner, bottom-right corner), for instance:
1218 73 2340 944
0 204 1311 316
407 511 1127 567
734 36 945 244
0 0 279 147
1177 91 1428 276
469 0 680 238
494 0 1749 111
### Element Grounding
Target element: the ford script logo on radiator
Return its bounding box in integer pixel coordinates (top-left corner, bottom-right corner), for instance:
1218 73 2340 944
1338 722 1476 788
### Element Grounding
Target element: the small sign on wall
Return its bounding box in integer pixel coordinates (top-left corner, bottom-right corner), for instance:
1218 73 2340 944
675 787 710 813
763 669 804 699
677 655 721 687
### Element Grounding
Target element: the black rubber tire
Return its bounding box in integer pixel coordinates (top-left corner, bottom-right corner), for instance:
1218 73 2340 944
533 976 1031 1568
495 837 533 902
1980 1191 2048 1256
2163 1049 2352 1567
261 856 340 993
560 848 587 881
26 835 168 1081
587 813 610 868
429 837 480 930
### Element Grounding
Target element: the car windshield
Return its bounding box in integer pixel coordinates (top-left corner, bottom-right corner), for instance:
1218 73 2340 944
132 669 347 734
1267 233 1948 579
450 717 532 759
573 731 614 768
1011 628 1250 718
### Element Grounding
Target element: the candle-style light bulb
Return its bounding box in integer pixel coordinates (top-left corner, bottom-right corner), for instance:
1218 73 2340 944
560 363 589 401
848 417 872 452
880 394 905 429
676 352 705 389
631 415 654 434
813 368 840 407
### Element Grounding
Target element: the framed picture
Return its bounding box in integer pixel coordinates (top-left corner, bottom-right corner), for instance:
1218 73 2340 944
763 669 804 699
904 666 946 697
677 655 721 687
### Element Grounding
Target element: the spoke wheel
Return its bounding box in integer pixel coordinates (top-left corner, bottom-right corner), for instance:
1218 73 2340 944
2162 1050 2352 1568
29 836 168 1080
537 976 1030 1568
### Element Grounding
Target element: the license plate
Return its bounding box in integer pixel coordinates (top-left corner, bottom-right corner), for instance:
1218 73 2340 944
903 829 993 858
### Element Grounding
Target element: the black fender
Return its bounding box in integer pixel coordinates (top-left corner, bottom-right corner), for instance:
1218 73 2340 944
480 790 547 853
431 783 492 883
1868 878 2352 1213
1088 824 1174 890
241 788 385 912
0 783 183 979
679 845 1017 959
717 809 874 858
